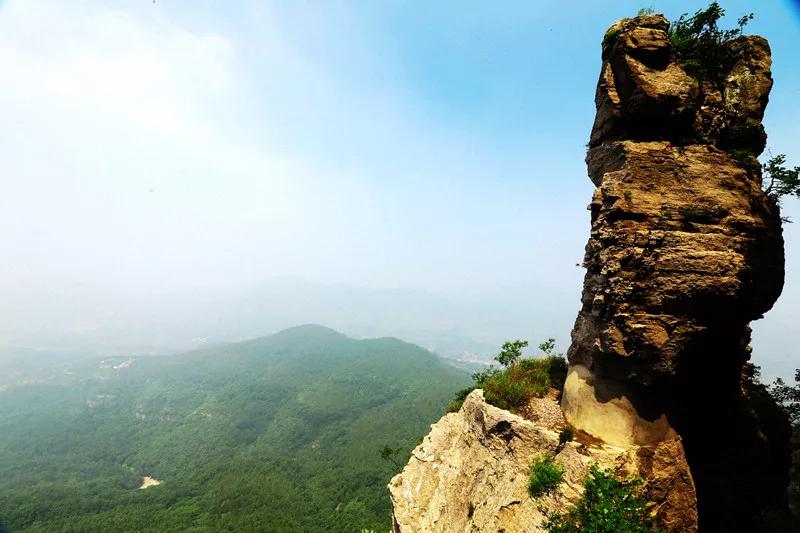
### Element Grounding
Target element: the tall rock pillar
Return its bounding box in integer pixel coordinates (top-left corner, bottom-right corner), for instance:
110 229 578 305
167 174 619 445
562 14 785 531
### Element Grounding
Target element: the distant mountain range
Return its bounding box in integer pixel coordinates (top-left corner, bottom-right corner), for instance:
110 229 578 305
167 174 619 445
0 278 581 363
0 325 472 532
0 276 793 379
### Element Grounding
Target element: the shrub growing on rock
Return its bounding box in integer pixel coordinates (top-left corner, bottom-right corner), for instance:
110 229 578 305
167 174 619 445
483 358 552 411
527 455 564 498
543 466 662 533
556 425 574 453
763 154 800 204
668 2 754 83
446 338 567 414
538 338 568 391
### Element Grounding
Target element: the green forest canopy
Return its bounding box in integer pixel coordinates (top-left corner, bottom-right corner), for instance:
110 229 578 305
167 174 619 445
0 325 471 532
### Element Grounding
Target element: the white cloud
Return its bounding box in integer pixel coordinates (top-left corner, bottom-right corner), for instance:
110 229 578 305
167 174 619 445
0 0 379 291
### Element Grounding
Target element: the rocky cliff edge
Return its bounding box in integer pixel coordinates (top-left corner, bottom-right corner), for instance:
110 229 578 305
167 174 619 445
389 389 696 532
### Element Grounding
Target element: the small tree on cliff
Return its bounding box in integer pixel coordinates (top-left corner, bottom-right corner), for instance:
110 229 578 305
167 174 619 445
495 339 528 367
538 338 557 357
379 444 402 470
763 154 800 203
669 2 754 83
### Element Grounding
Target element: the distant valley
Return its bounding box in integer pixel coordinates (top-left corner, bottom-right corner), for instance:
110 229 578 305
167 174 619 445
0 325 471 532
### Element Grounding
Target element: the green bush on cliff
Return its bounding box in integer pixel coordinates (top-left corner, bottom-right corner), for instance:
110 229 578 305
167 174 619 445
446 338 568 413
741 365 798 529
528 455 564 498
543 466 663 533
763 154 800 204
539 338 569 391
603 26 621 46
668 2 753 83
483 358 554 411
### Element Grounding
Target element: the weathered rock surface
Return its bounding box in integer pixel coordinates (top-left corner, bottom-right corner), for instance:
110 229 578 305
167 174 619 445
389 390 697 532
390 13 789 533
564 13 786 531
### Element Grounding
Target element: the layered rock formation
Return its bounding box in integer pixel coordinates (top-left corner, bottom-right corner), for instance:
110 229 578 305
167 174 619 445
389 390 696 532
562 14 786 531
390 13 787 533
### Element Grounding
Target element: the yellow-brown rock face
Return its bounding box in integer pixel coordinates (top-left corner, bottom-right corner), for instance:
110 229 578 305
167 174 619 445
563 14 785 531
389 390 697 532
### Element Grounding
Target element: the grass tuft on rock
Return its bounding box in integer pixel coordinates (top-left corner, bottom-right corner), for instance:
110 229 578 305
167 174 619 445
446 338 568 414
483 358 553 411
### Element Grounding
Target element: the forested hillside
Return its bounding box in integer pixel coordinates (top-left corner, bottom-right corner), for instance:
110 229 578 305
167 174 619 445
0 325 471 532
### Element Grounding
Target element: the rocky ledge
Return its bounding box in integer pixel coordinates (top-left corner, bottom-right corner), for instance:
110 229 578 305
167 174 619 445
389 389 696 532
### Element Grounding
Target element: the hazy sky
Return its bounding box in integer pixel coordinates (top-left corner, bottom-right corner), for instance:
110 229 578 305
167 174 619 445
1 1 799 373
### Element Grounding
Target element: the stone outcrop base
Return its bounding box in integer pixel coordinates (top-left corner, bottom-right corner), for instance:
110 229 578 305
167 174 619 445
389 390 697 532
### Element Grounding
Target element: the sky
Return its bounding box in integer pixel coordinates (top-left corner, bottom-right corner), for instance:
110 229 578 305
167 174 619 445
1 1 799 376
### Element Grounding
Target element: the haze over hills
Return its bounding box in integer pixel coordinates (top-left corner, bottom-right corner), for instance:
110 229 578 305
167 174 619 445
0 277 580 364
0 325 472 532
1 276 794 379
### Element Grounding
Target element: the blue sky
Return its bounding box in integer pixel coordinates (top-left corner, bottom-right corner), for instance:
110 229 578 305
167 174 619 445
0 1 798 375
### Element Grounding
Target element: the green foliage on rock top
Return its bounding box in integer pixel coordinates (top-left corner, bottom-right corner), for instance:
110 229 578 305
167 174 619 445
483 358 554 411
668 2 753 83
446 338 568 414
0 325 471 532
603 26 621 46
544 466 664 533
